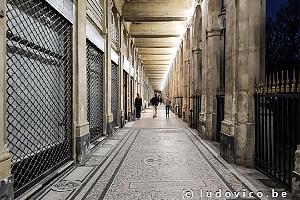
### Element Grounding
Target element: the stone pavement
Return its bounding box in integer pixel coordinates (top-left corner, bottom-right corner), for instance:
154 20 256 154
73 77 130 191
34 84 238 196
33 105 280 200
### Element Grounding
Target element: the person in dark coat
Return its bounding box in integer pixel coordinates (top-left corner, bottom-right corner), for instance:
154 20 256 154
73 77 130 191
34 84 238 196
134 93 142 119
150 94 159 118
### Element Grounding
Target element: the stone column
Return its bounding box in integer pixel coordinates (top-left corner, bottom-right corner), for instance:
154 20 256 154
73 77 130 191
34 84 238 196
105 0 113 134
73 0 90 163
199 0 222 140
183 29 191 122
182 38 188 121
0 1 14 198
119 21 125 127
192 49 202 95
220 0 262 166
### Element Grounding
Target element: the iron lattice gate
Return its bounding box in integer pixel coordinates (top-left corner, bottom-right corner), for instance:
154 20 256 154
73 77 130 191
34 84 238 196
86 41 104 142
255 75 300 188
6 0 72 196
190 95 201 129
111 62 119 127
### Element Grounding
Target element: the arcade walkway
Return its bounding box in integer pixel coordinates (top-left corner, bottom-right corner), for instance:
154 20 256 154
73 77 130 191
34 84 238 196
33 106 276 200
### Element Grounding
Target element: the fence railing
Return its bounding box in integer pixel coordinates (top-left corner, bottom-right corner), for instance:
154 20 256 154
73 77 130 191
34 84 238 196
255 70 300 188
190 95 201 129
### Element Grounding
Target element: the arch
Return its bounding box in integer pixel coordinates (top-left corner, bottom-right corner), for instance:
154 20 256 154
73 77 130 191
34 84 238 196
192 5 202 50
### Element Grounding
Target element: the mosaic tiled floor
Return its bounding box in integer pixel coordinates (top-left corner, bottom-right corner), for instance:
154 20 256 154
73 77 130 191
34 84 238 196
35 107 260 200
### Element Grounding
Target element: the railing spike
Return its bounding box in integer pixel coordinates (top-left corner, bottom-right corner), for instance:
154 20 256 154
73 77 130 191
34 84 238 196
292 69 296 92
260 82 264 94
276 72 280 93
271 73 276 93
254 78 258 93
286 70 290 93
280 71 285 93
268 73 272 93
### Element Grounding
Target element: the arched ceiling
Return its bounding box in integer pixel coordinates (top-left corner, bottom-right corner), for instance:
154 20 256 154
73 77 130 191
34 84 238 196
122 0 195 90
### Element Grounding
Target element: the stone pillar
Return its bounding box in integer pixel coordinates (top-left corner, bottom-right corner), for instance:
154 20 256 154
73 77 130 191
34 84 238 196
73 0 91 163
105 0 113 135
183 29 191 122
293 145 300 199
119 22 125 128
192 49 202 95
0 2 14 198
199 0 221 140
220 0 262 166
192 48 202 131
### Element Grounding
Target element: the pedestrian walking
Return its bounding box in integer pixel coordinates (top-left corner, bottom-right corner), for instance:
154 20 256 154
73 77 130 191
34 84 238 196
164 95 171 118
134 93 142 119
150 94 159 118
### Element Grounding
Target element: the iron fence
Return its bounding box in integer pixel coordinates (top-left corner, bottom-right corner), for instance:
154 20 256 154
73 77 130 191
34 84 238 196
190 95 201 129
255 71 300 188
6 0 72 196
216 94 225 142
111 62 119 127
86 41 104 142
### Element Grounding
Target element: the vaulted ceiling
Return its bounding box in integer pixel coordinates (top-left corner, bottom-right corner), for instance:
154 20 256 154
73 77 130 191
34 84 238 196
122 0 195 90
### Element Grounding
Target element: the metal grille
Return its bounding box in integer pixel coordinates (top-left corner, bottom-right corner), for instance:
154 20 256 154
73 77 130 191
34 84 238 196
111 62 119 127
190 95 201 129
87 0 104 24
86 41 104 142
255 71 300 188
6 0 72 195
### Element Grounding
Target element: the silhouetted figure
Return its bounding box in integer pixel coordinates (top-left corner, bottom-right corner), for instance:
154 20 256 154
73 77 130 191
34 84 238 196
134 93 142 119
164 96 171 118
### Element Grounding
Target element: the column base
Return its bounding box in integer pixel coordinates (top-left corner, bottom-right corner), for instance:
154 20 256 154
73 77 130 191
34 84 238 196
128 112 132 122
0 175 14 200
220 120 235 164
106 114 114 136
198 112 206 139
119 110 124 128
75 122 91 164
106 122 113 136
199 112 215 140
76 133 91 164
220 131 235 164
292 171 300 199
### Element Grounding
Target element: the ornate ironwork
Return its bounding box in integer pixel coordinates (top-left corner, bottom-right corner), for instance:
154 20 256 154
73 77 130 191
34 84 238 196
111 12 119 47
254 69 300 188
111 62 119 127
6 0 72 196
87 41 104 142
